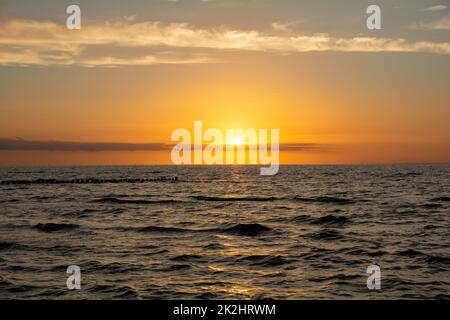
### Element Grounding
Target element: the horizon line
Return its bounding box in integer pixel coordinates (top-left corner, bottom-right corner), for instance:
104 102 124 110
1 163 449 168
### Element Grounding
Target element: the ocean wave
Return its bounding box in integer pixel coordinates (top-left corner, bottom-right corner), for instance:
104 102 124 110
88 284 139 298
240 255 291 267
93 197 182 204
290 214 311 223
418 203 442 209
203 243 226 250
396 249 450 266
191 194 361 205
79 261 144 274
291 214 351 226
33 223 79 233
430 196 450 202
306 229 343 241
118 222 272 237
293 196 357 205
384 172 423 178
0 277 39 294
161 264 192 272
62 208 103 218
31 195 56 200
116 225 193 233
195 292 219 299
310 274 361 283
397 249 428 258
170 254 204 262
0 241 27 251
0 277 13 287
341 248 386 257
0 199 20 203
220 223 272 236
191 195 283 202
132 225 190 233
7 285 40 294
6 265 40 272
311 214 350 226
426 255 450 265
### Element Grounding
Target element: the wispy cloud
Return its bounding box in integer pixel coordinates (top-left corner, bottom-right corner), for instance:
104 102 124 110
423 5 448 12
413 15 450 30
271 20 307 32
1 18 450 66
0 138 172 152
79 55 214 67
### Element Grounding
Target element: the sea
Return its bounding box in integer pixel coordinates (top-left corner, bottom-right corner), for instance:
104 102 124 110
0 165 449 299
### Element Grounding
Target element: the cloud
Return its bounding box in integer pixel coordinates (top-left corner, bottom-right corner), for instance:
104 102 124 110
271 20 306 32
0 138 325 152
423 5 448 12
79 55 214 67
1 18 450 66
280 143 331 152
413 15 450 30
0 138 172 152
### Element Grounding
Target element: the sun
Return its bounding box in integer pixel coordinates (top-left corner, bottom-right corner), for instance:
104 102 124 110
231 137 243 146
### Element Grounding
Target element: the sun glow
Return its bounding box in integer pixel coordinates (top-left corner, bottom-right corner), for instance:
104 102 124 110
230 137 244 146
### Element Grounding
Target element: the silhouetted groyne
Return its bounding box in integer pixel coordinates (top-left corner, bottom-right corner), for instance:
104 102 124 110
0 176 178 185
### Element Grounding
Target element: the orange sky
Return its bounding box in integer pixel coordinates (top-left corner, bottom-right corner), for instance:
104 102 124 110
0 0 449 165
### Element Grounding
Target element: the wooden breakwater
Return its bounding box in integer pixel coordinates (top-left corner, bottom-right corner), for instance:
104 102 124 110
0 176 178 185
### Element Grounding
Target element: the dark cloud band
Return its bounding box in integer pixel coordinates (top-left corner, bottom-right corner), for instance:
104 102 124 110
0 138 325 152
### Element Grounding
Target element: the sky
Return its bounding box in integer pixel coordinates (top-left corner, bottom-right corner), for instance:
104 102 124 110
0 0 449 165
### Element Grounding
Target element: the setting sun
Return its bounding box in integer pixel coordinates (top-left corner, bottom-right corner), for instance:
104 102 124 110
231 137 244 146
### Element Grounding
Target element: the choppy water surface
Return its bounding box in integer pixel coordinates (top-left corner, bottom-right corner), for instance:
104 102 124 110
0 165 449 299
